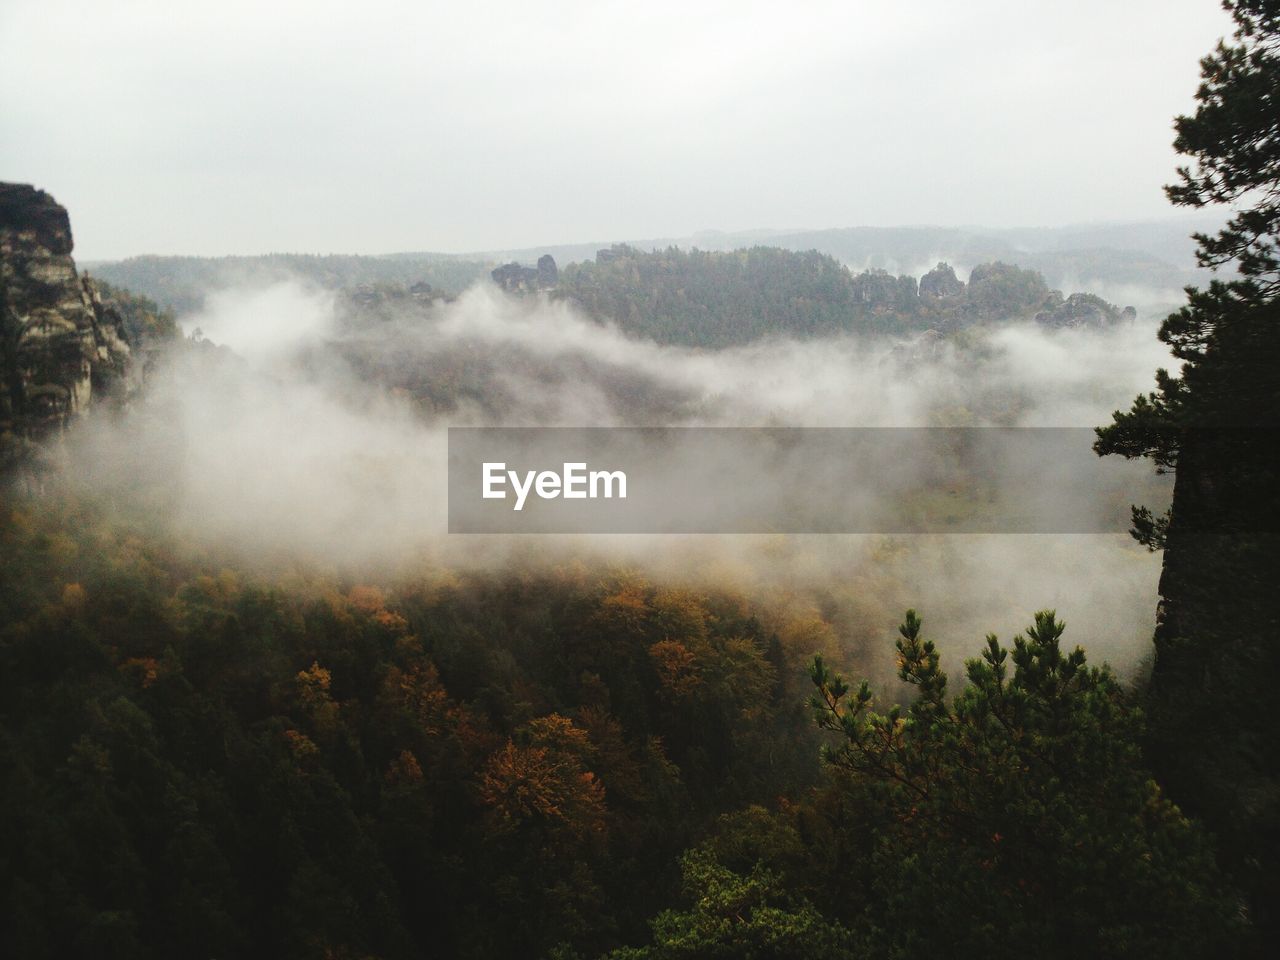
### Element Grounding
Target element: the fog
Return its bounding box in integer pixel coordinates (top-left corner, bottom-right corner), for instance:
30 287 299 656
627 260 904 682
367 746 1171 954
56 279 1174 680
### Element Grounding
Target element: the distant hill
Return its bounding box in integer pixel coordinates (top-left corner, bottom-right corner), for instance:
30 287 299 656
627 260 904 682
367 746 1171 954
85 217 1213 324
87 252 493 316
472 218 1218 294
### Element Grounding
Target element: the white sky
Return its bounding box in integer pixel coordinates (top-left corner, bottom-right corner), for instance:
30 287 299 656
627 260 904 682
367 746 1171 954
0 0 1235 260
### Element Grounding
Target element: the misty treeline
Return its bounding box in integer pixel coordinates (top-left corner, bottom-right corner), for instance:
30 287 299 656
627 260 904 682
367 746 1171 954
92 253 493 316
93 240 1140 353
556 246 1130 347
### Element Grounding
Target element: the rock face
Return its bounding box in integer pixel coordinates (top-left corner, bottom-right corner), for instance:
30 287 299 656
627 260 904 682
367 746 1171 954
1 183 133 464
918 262 964 300
491 254 558 293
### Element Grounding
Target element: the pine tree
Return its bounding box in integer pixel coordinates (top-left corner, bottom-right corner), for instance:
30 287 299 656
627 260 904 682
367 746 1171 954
1095 0 1280 943
806 611 1240 960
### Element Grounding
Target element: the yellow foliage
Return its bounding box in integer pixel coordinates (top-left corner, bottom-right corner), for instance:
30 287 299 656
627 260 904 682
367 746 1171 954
596 579 650 634
779 613 840 662
296 661 340 730
296 660 332 702
650 588 709 642
283 728 319 762
348 584 388 614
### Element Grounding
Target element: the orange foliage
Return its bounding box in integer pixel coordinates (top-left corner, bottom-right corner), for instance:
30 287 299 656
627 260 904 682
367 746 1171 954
527 712 595 761
649 639 703 698
479 715 607 842
120 656 160 688
385 749 424 786
348 584 388 613
348 584 409 633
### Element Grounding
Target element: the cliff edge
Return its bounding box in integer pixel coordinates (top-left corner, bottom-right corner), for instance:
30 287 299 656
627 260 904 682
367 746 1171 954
1 183 133 466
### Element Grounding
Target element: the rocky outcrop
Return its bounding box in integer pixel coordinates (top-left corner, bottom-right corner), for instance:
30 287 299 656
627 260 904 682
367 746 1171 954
964 261 1053 320
1 183 133 465
919 262 964 300
851 268 918 310
491 254 558 293
1034 291 1124 329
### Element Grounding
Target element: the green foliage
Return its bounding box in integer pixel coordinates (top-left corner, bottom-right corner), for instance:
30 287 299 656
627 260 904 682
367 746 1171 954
558 245 878 346
1166 0 1280 286
603 849 854 960
964 261 1053 320
91 279 180 343
805 610 1241 958
616 612 1239 960
619 616 1239 960
558 246 1091 347
1097 0 1280 466
1095 5 1280 940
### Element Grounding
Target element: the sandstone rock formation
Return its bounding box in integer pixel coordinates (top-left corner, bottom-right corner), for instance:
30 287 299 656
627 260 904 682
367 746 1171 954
1034 291 1126 329
919 262 965 300
1 183 133 465
491 254 558 293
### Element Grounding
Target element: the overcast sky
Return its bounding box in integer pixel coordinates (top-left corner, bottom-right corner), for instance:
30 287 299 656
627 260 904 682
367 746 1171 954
0 0 1234 260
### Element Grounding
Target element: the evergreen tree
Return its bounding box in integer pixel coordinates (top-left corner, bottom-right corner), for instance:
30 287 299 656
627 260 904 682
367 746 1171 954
1095 0 1280 943
805 611 1239 959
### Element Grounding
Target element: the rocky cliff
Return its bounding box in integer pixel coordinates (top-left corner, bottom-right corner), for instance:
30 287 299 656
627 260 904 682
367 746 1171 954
491 253 558 293
1 183 133 466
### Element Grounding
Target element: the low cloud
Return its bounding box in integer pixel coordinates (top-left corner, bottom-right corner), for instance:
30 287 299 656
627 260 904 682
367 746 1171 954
61 280 1173 677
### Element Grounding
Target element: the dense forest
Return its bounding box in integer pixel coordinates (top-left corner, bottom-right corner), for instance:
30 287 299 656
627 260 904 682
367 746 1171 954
0 495 829 958
0 496 1240 958
555 246 1131 346
90 222 1207 318
3 1 1279 957
93 244 1135 351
